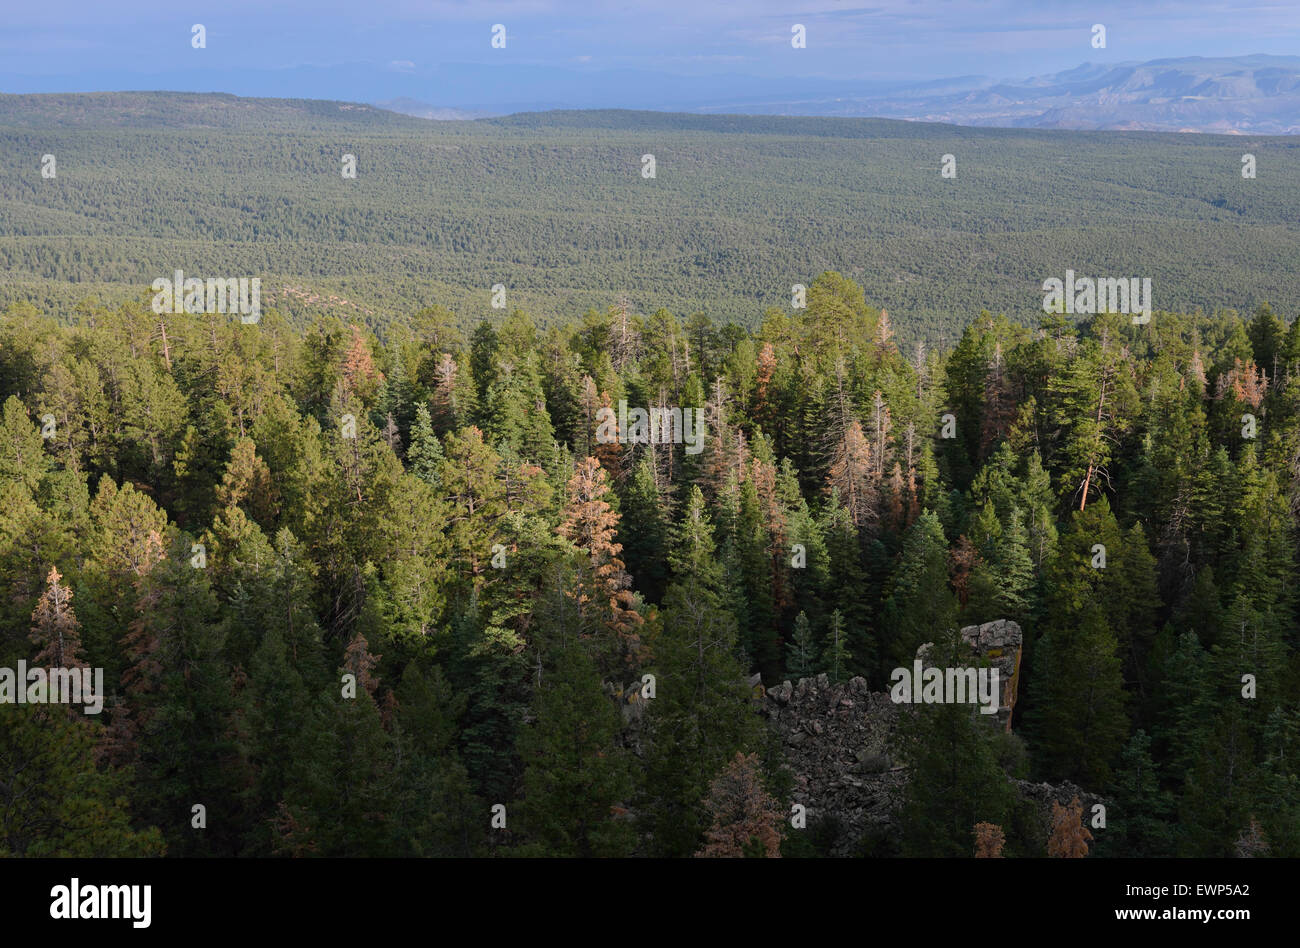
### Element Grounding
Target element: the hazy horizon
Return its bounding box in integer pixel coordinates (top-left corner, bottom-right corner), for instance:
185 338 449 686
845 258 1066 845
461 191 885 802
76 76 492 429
5 1 1299 109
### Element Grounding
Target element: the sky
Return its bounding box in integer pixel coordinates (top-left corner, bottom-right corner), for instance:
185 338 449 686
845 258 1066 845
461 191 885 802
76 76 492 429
3 1 1297 99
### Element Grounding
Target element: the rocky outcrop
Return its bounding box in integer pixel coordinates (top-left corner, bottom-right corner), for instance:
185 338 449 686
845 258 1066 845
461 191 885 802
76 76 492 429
1014 780 1107 841
763 621 1101 856
960 619 1023 730
915 619 1022 730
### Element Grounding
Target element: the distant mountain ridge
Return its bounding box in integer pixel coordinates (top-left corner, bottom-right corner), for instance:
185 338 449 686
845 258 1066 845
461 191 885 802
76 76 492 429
372 55 1300 134
685 55 1300 134
6 55 1296 133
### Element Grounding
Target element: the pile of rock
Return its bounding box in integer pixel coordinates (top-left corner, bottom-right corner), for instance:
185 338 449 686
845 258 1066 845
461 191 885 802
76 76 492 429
761 621 1104 856
763 674 905 855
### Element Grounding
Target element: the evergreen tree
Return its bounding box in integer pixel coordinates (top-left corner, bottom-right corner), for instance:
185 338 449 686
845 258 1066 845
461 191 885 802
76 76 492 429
820 610 852 684
619 455 670 604
897 696 1016 856
125 533 241 855
1152 631 1213 780
785 611 818 680
882 510 956 671
641 487 765 856
440 426 505 588
1178 704 1256 856
282 632 400 856
993 506 1035 620
0 704 164 857
1026 606 1128 787
729 477 780 679
407 403 444 485
1048 325 1138 511
1095 730 1174 857
818 493 873 673
391 663 485 857
515 642 636 857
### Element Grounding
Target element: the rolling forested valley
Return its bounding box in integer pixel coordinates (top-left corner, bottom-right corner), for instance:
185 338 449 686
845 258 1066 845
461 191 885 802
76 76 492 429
2 93 1299 343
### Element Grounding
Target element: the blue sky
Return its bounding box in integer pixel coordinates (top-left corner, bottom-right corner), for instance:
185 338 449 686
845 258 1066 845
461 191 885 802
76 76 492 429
3 1 1297 92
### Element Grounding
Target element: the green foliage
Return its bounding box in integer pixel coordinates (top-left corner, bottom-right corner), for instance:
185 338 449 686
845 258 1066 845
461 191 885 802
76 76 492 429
0 705 164 857
882 510 956 672
897 703 1016 857
786 611 818 680
640 488 766 856
2 254 1299 858
515 642 636 857
820 610 852 684
5 96 1299 341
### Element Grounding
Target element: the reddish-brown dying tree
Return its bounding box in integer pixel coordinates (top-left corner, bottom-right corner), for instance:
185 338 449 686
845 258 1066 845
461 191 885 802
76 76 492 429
559 457 646 667
30 566 86 669
1047 796 1093 857
696 752 784 858
340 324 384 402
827 419 878 531
1234 817 1270 857
973 821 1006 858
343 631 382 698
948 535 980 607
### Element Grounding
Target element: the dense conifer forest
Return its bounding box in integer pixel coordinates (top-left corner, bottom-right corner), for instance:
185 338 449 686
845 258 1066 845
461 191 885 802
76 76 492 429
3 93 1299 339
2 271 1298 857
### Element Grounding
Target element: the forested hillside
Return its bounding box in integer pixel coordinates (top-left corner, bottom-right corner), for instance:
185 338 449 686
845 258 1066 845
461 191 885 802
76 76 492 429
3 93 1299 342
2 272 1297 857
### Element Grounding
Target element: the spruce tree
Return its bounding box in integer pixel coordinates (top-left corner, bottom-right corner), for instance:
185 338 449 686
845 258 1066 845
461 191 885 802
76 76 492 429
515 642 636 857
1095 729 1174 857
641 487 764 856
391 663 485 857
882 510 956 670
897 699 1015 857
1026 605 1128 787
407 403 444 485
125 533 241 855
785 610 818 680
620 456 669 604
820 610 852 684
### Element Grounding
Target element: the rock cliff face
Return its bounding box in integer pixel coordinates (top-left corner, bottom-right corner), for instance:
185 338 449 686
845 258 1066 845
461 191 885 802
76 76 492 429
915 618 1023 730
763 621 1102 856
955 618 1024 729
